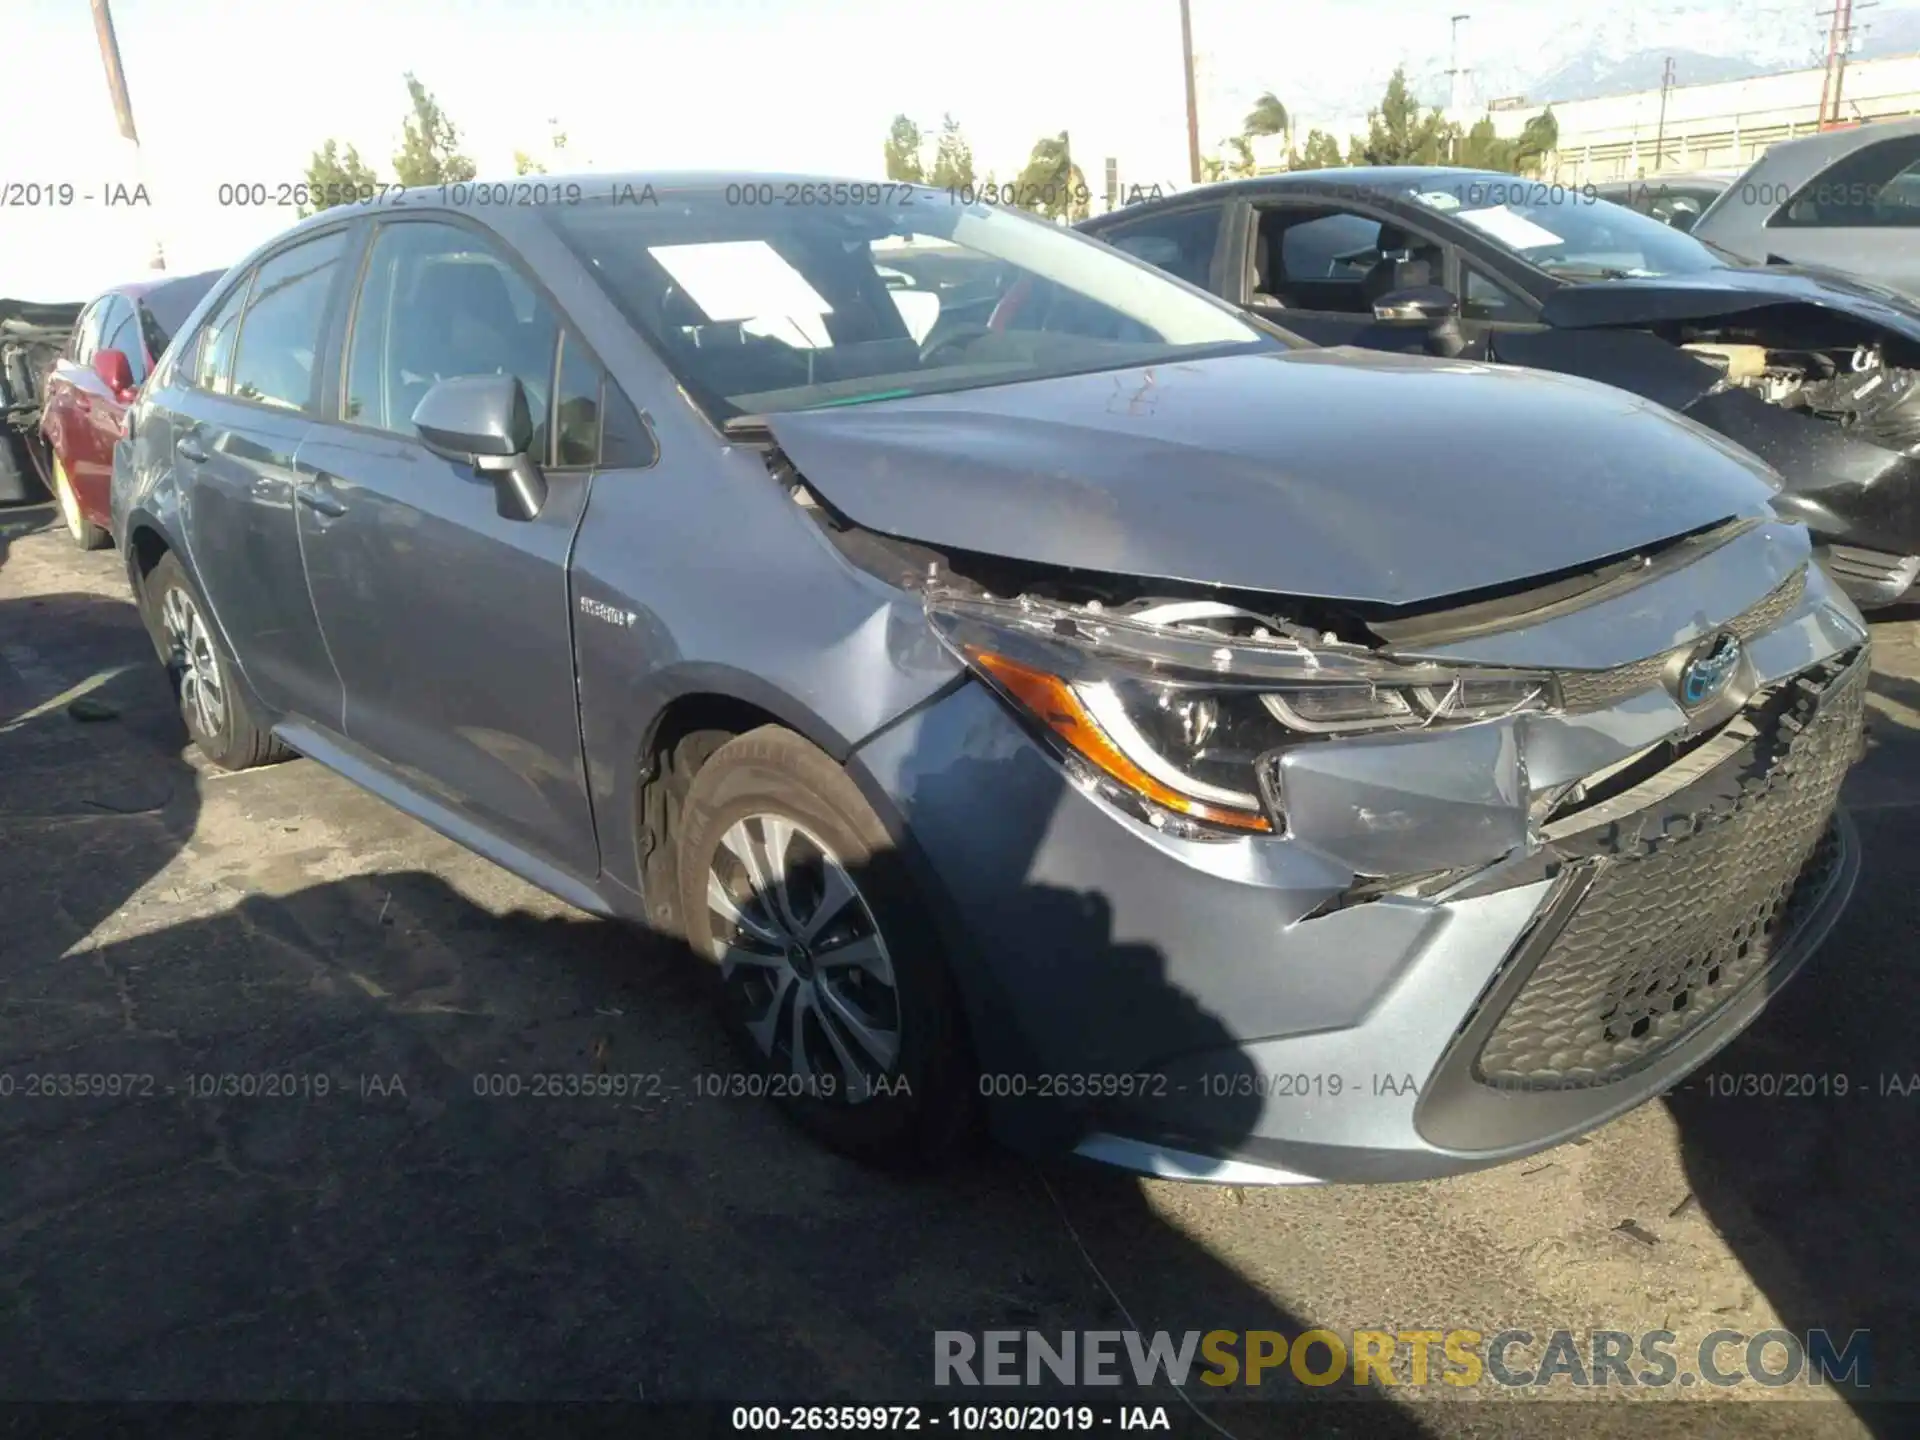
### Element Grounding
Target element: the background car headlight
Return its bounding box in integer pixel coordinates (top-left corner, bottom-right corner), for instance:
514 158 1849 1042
932 596 1554 837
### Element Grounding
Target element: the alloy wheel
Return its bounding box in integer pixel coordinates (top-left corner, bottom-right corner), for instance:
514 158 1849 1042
705 813 902 1103
159 584 226 740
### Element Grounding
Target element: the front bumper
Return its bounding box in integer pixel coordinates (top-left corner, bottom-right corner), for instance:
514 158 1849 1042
850 529 1870 1184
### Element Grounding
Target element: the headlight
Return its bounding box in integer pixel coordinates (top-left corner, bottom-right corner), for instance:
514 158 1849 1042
931 595 1555 837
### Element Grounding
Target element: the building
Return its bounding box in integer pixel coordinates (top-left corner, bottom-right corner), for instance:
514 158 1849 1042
1459 52 1920 183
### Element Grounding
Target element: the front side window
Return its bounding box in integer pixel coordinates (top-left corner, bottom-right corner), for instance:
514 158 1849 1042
230 230 349 412
552 329 602 467
1775 136 1920 229
1462 265 1531 320
344 221 558 438
191 278 252 395
1096 206 1223 288
548 186 1267 422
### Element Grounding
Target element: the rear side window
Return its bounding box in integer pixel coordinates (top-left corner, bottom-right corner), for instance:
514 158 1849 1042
1775 135 1920 228
190 279 253 395
229 230 349 411
1096 207 1222 288
70 299 108 363
102 301 146 384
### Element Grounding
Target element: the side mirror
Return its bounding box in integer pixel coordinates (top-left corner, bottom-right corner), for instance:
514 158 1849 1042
412 374 548 521
93 347 137 402
1372 285 1460 325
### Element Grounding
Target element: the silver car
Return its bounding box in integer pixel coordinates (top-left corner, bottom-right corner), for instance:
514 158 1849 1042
114 175 1869 1184
1692 118 1920 295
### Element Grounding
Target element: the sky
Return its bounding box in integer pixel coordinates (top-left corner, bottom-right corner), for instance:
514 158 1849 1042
0 0 1907 299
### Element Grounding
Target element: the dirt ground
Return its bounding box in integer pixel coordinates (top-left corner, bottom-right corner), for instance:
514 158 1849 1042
2 505 1914 1437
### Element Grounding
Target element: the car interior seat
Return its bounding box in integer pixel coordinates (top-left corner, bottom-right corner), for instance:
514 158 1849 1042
1361 225 1441 306
1251 228 1285 307
391 260 523 427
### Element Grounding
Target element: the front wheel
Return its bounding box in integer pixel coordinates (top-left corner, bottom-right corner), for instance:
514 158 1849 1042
145 551 290 770
51 453 110 550
677 725 973 1166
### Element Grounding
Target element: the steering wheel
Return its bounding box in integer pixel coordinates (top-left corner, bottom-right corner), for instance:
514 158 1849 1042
919 323 995 366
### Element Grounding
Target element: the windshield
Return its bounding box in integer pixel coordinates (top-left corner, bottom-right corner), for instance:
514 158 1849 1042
548 184 1270 420
1407 177 1734 279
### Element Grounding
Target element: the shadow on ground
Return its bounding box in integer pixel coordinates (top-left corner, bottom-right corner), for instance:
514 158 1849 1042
0 581 1447 1435
1666 646 1920 1435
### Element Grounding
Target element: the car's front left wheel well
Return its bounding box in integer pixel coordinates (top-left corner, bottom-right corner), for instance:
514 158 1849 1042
127 524 170 591
636 694 790 939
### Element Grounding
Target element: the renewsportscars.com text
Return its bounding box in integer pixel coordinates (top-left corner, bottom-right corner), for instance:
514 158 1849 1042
933 1327 1871 1390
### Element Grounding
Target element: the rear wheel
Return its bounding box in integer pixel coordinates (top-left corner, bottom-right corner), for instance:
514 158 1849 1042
146 552 290 770
51 453 110 551
677 725 973 1166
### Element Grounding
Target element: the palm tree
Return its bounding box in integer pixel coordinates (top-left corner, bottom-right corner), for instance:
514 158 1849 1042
1243 91 1289 137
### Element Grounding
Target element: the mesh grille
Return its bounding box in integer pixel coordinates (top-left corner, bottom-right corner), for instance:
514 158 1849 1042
1475 649 1864 1090
1556 567 1808 714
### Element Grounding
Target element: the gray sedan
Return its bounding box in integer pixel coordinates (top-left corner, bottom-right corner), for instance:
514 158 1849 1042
113 175 1868 1184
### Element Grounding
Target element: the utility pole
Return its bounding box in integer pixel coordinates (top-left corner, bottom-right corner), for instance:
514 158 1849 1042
1179 0 1202 185
1651 55 1676 175
90 0 163 270
1446 14 1472 113
1445 14 1471 163
1817 0 1876 127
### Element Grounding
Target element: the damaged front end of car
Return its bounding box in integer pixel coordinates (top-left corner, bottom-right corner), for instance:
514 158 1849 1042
741 368 1871 1179
852 509 1866 1176
1525 280 1920 605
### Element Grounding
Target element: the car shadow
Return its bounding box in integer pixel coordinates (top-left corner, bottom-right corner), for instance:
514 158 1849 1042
0 596 1442 1430
1665 646 1920 1431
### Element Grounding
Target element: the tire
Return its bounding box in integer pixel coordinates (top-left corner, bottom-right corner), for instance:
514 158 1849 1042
50 452 110 550
677 725 973 1166
145 551 291 770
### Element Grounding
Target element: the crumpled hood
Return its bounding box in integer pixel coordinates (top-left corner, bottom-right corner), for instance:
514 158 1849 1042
1542 266 1920 352
761 347 1780 607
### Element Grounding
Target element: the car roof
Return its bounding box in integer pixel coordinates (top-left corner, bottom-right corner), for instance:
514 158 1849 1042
1747 114 1920 171
1594 170 1740 189
1088 167 1525 218
114 270 226 304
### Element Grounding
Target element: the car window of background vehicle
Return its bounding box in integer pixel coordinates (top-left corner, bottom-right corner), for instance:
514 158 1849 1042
69 299 107 365
229 231 350 413
1776 136 1920 228
102 300 145 385
343 221 558 443
1097 207 1224 288
1279 213 1383 280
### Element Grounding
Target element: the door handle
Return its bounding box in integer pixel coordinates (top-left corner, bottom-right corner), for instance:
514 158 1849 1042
176 435 207 462
295 483 347 518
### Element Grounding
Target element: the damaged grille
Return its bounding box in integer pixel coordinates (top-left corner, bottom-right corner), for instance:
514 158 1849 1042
1556 566 1808 714
1474 647 1864 1090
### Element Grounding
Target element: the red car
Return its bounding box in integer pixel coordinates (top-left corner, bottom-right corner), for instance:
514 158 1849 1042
38 270 221 548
